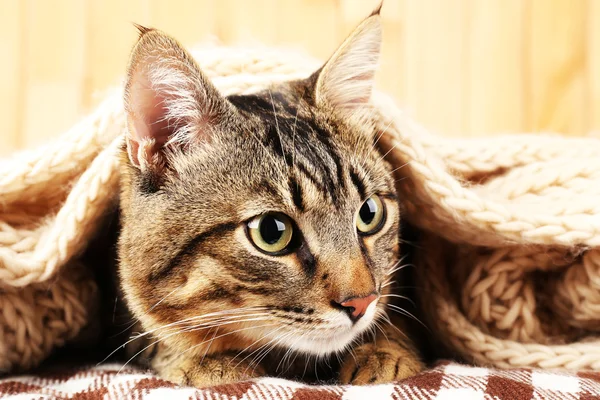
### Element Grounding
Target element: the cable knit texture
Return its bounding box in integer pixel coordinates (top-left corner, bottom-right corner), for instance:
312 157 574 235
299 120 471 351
1 43 599 374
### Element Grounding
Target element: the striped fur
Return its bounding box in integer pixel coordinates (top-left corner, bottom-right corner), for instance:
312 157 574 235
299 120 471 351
117 8 424 388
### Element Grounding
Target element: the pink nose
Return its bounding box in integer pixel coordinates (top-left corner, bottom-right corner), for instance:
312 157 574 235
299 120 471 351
339 294 378 322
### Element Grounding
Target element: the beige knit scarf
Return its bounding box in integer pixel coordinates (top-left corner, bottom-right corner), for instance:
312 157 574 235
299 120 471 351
1 44 599 374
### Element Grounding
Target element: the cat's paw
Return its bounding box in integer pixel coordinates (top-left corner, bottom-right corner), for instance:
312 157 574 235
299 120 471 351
339 342 423 385
157 353 266 388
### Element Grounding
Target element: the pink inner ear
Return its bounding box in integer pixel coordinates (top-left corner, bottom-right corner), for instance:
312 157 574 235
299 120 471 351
129 72 173 149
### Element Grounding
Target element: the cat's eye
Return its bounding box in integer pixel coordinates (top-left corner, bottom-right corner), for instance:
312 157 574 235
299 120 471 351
247 212 294 254
356 195 385 235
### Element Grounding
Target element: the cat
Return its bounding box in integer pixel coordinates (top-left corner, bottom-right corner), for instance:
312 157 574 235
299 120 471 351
116 6 424 387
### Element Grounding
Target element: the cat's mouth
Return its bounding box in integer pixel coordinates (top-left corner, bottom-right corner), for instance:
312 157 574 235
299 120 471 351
263 298 379 356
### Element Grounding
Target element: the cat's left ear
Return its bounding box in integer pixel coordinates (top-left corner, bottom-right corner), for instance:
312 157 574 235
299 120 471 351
124 26 236 171
312 6 382 112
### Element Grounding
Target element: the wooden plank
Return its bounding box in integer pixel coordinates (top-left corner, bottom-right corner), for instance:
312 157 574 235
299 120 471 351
589 0 600 134
83 0 151 109
5 0 597 153
214 0 276 45
338 0 381 34
378 0 406 105
21 0 87 148
527 0 586 136
0 0 23 155
275 0 340 61
403 0 471 136
149 0 216 45
468 0 524 135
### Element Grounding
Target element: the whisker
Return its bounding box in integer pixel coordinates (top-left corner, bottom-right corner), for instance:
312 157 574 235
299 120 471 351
173 315 273 334
302 352 312 379
197 325 218 367
286 330 311 374
380 293 416 308
292 104 299 170
279 329 310 374
187 323 282 376
199 326 220 367
110 284 186 340
247 329 293 375
277 341 295 373
387 263 413 276
150 285 184 312
334 349 343 369
367 321 378 345
372 119 393 150
375 142 398 169
268 89 287 167
347 348 358 374
157 306 269 327
140 311 272 342
385 258 402 276
100 307 269 365
154 307 270 332
230 325 286 370
372 309 390 344
386 255 411 276
381 279 396 289
378 308 409 340
382 282 425 292
385 304 429 331
389 160 411 174
358 116 395 173
120 322 280 377
314 349 319 381
117 316 276 374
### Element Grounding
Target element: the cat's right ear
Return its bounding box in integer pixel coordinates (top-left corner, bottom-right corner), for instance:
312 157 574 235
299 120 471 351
311 7 382 115
124 26 235 171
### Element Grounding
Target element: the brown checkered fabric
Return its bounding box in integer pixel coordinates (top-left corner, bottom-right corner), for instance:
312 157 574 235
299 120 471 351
2 362 600 399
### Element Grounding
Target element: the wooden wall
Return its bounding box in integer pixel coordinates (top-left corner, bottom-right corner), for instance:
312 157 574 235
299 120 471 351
1 0 598 156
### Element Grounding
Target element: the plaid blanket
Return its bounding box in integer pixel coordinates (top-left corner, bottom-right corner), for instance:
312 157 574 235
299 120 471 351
1 362 599 399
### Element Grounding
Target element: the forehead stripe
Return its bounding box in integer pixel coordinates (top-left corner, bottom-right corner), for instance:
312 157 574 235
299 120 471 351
288 175 305 212
148 221 237 282
350 168 367 200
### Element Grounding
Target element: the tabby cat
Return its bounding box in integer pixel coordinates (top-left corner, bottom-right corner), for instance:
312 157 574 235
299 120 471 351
117 6 424 387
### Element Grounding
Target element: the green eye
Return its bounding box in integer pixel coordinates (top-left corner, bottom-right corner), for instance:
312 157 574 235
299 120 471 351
356 195 385 235
247 212 294 254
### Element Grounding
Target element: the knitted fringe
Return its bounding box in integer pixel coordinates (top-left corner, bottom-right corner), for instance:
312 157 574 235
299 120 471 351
1 43 600 373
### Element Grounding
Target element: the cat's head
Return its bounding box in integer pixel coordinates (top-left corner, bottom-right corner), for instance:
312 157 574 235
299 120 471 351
118 9 400 356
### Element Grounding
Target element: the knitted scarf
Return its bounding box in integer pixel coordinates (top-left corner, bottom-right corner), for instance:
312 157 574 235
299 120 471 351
1 43 599 373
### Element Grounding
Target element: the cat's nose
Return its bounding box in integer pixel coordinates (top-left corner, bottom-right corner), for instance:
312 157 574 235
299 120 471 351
334 294 378 323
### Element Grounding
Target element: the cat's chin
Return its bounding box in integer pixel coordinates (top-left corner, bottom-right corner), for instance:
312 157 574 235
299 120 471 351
285 329 360 356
